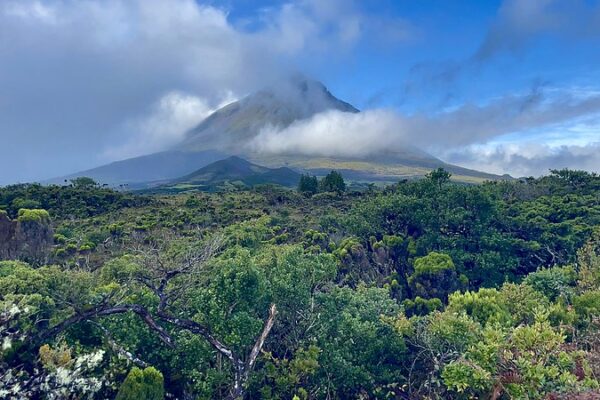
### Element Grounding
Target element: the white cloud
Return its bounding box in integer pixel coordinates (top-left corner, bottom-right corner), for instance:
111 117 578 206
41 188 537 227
445 142 600 177
105 91 237 160
251 87 600 172
251 109 405 157
3 1 57 23
0 0 413 183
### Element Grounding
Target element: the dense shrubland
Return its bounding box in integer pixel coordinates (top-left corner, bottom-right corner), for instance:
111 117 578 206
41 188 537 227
1 169 599 399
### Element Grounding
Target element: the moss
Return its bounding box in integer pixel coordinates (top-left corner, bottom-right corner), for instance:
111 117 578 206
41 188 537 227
17 208 50 223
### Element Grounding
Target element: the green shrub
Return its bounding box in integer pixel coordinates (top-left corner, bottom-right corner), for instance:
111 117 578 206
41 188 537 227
11 198 41 211
403 296 443 316
447 288 509 326
78 244 93 252
53 234 67 244
409 252 457 300
573 290 600 319
524 265 577 301
17 208 50 223
116 367 164 400
65 243 78 254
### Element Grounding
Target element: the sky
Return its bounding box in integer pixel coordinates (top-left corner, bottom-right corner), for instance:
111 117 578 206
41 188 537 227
0 0 599 184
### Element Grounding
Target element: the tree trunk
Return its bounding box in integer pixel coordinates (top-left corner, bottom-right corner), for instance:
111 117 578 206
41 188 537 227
226 361 246 400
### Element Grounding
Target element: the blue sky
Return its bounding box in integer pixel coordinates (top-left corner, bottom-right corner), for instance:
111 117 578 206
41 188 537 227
0 0 599 183
224 0 600 109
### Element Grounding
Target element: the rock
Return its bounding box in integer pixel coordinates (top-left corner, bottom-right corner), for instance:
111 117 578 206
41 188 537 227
0 209 53 265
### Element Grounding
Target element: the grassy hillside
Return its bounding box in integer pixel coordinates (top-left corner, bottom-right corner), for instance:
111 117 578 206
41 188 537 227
246 154 508 183
148 156 301 192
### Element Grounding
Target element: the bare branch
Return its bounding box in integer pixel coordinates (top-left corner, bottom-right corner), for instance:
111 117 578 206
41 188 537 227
156 311 236 362
245 304 277 374
36 304 174 348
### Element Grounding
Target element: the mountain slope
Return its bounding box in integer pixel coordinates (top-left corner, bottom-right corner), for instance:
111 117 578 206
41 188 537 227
51 77 508 186
47 150 226 186
156 156 300 191
178 77 358 152
248 153 506 183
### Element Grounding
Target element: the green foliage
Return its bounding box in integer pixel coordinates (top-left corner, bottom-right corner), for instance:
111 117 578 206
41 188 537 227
446 282 548 328
0 182 150 219
409 252 458 300
11 197 41 210
17 208 50 223
319 170 346 193
426 167 451 188
115 367 164 400
573 290 600 320
297 174 318 196
442 312 597 399
524 265 577 301
1 169 599 399
315 285 406 398
257 345 320 399
344 173 600 288
402 296 443 317
577 230 600 291
70 176 99 188
549 168 599 190
332 236 363 260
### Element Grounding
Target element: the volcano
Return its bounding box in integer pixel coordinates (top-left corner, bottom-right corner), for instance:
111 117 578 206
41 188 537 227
52 77 505 186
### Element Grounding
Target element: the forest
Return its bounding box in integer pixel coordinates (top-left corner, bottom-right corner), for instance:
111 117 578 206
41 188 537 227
1 168 600 400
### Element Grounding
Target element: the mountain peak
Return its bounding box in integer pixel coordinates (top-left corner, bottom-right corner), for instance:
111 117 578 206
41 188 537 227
221 155 250 164
259 75 359 114
52 78 506 187
177 77 358 152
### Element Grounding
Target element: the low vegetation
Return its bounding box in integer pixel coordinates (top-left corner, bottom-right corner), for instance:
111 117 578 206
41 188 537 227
1 168 599 399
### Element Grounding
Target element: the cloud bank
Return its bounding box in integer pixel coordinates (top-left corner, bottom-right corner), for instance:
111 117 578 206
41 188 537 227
446 142 600 177
252 86 600 176
105 91 236 160
0 0 412 184
252 109 405 158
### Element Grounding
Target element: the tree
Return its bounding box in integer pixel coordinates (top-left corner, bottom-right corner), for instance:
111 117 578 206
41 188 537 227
426 167 451 188
297 174 318 196
523 265 577 301
69 177 98 188
319 170 346 193
27 235 278 400
549 168 596 189
576 230 600 291
315 286 406 398
116 367 164 400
